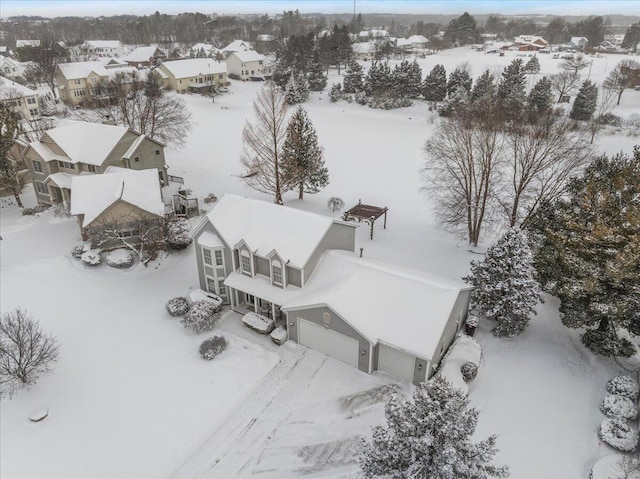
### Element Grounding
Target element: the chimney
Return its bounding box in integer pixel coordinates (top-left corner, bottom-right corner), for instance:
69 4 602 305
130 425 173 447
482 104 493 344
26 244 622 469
102 114 114 125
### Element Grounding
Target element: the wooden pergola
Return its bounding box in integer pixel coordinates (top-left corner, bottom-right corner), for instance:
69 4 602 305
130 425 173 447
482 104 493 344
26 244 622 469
342 200 388 240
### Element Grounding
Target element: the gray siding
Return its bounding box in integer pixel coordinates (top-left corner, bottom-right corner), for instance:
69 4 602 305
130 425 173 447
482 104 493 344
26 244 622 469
193 221 234 304
302 222 356 285
255 256 270 277
286 305 371 373
286 266 302 287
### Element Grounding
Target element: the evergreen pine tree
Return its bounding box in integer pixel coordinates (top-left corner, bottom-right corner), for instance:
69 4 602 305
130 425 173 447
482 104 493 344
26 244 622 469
497 59 527 114
406 60 423 99
295 71 309 102
329 83 342 102
272 57 292 89
360 377 509 479
422 64 447 101
364 62 392 97
284 73 299 104
569 79 598 121
527 76 553 118
343 59 364 93
447 66 473 97
528 148 640 357
464 228 543 337
470 69 496 103
281 106 329 199
524 55 541 74
391 60 412 98
307 50 327 91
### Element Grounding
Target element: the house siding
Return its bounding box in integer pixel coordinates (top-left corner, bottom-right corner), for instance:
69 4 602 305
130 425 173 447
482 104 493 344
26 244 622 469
286 266 302 287
286 305 372 373
255 256 270 276
302 222 356 285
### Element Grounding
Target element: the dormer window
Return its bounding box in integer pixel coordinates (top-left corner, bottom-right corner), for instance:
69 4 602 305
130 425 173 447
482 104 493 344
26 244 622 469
272 260 283 286
240 250 251 275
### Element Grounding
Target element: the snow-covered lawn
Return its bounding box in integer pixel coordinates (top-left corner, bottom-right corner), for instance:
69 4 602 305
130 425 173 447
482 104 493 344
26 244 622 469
1 46 638 478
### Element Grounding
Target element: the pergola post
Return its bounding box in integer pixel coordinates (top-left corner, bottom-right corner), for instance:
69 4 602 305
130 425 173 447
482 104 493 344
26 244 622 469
383 208 387 229
370 216 375 240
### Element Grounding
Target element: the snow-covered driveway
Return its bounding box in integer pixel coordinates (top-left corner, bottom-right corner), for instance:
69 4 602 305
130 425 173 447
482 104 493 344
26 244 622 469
167 313 406 479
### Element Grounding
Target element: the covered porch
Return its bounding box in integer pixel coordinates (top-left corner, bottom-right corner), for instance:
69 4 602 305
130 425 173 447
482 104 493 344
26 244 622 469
43 172 73 207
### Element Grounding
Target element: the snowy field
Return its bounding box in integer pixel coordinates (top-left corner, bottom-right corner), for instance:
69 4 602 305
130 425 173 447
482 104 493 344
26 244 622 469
1 46 639 478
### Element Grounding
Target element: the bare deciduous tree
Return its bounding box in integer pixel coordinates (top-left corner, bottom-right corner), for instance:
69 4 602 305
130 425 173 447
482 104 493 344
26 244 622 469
589 82 618 143
240 82 289 204
550 71 579 103
604 59 640 106
421 110 505 246
503 116 592 227
0 309 59 399
560 54 591 77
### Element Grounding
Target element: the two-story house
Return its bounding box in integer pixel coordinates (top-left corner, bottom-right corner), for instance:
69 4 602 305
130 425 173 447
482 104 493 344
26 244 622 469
55 61 110 107
0 76 40 120
226 51 270 81
23 120 168 207
157 58 227 94
192 194 473 385
221 40 251 58
82 40 124 58
120 46 167 68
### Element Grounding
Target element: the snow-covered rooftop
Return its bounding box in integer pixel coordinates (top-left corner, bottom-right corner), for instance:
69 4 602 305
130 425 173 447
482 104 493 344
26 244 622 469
230 50 264 63
28 141 70 163
57 61 109 80
84 40 122 49
206 194 335 268
282 250 471 360
225 271 301 307
121 46 164 63
44 172 75 190
407 35 429 44
190 43 219 54
352 42 376 54
70 167 164 227
41 120 129 166
160 58 227 79
221 40 251 53
16 39 40 48
0 76 37 99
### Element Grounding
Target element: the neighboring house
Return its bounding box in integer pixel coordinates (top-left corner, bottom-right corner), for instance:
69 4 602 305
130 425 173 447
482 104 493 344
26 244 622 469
82 40 124 57
23 120 168 207
16 39 40 48
192 194 472 385
513 35 548 51
0 46 11 57
407 34 429 49
188 43 220 58
605 34 625 47
357 29 389 42
352 42 376 60
158 58 227 94
221 39 251 57
99 57 129 69
0 56 31 79
120 46 167 68
0 76 40 120
55 61 109 106
569 37 589 50
226 51 270 81
70 167 165 247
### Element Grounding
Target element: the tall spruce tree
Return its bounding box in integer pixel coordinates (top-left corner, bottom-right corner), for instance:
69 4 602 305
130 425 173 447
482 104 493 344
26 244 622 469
406 60 423 99
464 228 543 337
524 55 541 74
364 62 392 97
307 50 327 91
447 66 473 97
423 64 447 101
360 377 509 479
280 106 329 200
471 69 496 103
343 59 364 93
570 80 598 121
284 72 309 104
391 60 413 99
622 22 640 53
527 76 553 118
497 58 527 114
528 148 640 357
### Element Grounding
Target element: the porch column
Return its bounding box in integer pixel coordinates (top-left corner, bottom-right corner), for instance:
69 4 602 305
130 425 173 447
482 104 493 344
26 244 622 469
229 287 236 308
271 303 276 321
253 296 259 313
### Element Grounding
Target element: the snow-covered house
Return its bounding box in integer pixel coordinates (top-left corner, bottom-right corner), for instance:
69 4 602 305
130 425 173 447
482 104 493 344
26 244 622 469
120 46 167 68
191 194 472 384
99 57 129 69
352 42 377 60
23 120 168 207
226 51 270 81
357 29 389 42
82 40 124 58
55 61 109 107
0 56 31 79
569 36 589 50
221 40 251 57
70 167 165 247
407 35 429 49
188 43 220 58
16 39 41 48
158 58 227 94
513 35 548 51
0 46 11 57
0 76 40 120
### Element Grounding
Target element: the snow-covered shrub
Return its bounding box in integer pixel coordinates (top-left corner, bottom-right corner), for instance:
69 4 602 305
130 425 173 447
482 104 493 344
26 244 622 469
105 249 135 268
601 394 638 421
599 418 638 451
327 196 345 212
199 334 227 360
608 376 640 400
461 362 478 383
228 73 241 80
166 219 192 250
368 95 412 110
329 83 342 102
203 193 218 204
181 300 220 333
21 207 36 216
80 249 101 266
70 245 86 258
189 289 223 308
625 114 640 129
355 91 367 105
165 297 191 317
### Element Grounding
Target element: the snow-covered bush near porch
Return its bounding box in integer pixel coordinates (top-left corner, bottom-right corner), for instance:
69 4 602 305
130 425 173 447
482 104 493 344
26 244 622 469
189 289 223 309
105 249 135 268
461 362 479 383
599 418 639 452
80 249 101 266
166 219 193 250
165 297 191 317
270 326 288 345
199 334 227 360
436 334 482 395
181 300 221 333
70 245 87 258
602 394 638 421
607 376 640 400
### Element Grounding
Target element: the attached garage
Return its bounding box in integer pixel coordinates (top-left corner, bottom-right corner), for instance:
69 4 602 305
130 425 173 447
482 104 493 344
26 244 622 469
377 343 416 382
297 318 360 368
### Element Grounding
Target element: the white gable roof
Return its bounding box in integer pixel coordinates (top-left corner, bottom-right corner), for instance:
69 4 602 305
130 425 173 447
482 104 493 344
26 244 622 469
57 61 109 80
229 50 264 63
0 76 37 99
121 46 164 63
85 40 122 49
160 58 226 78
283 250 471 360
42 120 129 166
222 40 251 53
206 194 334 268
190 43 219 54
407 35 428 44
70 167 164 227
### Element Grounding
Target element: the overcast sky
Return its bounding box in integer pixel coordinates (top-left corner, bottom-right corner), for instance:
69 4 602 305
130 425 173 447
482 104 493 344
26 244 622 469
1 0 637 18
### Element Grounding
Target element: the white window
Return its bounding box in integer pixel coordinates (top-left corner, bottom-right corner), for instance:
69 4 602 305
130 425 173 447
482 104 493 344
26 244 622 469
272 260 283 286
240 251 251 274
203 248 212 266
214 250 223 267
32 159 43 173
218 280 226 295
87 164 97 173
29 108 38 116
27 97 36 104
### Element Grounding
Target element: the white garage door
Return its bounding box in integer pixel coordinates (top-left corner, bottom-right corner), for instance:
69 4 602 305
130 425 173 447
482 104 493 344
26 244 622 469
298 318 360 368
378 344 415 382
